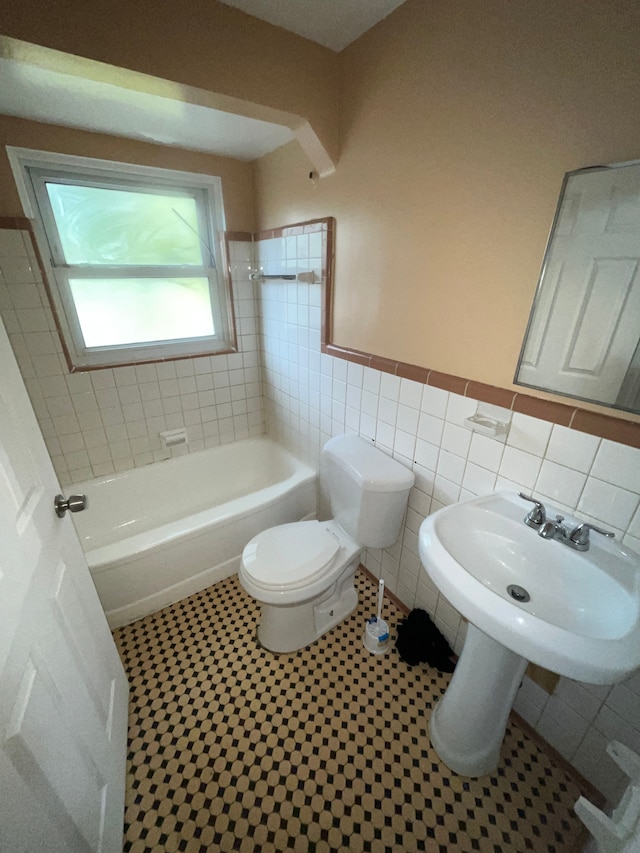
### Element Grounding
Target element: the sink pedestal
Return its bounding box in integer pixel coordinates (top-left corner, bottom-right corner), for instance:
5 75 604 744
429 623 528 777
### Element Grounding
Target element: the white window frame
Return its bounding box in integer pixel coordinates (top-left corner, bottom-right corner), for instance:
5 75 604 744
7 147 235 369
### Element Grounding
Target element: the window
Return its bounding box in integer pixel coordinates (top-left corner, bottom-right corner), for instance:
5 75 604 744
8 148 234 368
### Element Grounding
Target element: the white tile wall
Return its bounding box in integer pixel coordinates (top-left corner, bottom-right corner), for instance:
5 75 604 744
256 231 324 465
0 231 264 485
3 222 639 804
256 228 640 803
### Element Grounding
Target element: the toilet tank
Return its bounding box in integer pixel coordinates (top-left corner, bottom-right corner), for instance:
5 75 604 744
320 434 415 549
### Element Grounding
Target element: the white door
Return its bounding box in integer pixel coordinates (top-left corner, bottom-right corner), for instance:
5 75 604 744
0 316 128 853
519 165 640 404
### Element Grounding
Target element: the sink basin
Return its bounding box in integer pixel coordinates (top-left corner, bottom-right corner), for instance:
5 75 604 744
418 491 640 777
419 491 640 684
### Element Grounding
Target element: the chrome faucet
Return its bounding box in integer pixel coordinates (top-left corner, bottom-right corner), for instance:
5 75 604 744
517 493 615 551
538 514 569 542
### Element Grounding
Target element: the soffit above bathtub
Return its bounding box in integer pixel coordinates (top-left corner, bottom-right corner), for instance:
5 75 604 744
218 0 409 52
0 54 295 161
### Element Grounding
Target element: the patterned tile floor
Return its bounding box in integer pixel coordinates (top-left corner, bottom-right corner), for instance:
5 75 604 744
114 570 590 853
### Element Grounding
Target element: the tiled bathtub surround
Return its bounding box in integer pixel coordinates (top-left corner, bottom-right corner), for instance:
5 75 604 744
257 221 328 466
0 227 263 485
256 230 640 804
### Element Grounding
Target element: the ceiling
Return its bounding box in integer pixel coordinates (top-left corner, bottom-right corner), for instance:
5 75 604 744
219 0 408 52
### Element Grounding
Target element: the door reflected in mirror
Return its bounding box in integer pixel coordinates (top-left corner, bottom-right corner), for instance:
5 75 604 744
515 161 640 414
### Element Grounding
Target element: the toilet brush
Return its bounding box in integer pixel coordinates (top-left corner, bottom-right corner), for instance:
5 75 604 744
376 578 384 623
363 578 391 654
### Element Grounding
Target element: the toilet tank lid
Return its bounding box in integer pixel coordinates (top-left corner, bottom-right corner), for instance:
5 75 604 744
322 434 415 493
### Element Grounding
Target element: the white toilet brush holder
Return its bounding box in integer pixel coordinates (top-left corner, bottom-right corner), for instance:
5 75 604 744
363 579 391 654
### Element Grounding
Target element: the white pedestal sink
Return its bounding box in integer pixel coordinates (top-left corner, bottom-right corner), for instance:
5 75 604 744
419 491 640 778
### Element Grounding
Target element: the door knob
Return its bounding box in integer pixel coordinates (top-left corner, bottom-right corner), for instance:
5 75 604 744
54 493 88 518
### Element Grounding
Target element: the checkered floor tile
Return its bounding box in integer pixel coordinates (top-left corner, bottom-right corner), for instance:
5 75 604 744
114 570 589 852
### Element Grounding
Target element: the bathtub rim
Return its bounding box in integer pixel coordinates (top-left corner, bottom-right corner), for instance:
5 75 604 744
87 463 315 573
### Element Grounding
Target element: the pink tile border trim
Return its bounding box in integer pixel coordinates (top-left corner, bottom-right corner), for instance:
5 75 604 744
321 343 640 448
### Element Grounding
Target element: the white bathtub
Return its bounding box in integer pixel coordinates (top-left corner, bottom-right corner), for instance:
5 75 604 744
71 437 316 628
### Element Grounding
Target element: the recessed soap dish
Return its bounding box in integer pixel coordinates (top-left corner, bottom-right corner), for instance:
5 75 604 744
464 413 509 438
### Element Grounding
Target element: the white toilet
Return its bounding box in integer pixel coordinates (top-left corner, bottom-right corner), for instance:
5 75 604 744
239 434 415 652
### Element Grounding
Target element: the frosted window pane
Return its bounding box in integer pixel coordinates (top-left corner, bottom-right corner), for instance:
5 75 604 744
69 278 214 347
46 184 204 266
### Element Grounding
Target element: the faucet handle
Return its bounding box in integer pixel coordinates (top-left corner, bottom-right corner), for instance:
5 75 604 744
518 492 547 526
569 522 615 549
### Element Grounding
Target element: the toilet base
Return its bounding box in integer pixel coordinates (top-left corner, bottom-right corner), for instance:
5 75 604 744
257 559 359 653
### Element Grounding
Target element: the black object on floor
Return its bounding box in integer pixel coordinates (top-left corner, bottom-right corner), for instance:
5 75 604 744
395 608 456 671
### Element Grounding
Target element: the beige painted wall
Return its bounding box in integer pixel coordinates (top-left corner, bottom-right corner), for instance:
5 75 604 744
254 0 640 407
2 0 639 422
0 115 255 231
1 0 338 164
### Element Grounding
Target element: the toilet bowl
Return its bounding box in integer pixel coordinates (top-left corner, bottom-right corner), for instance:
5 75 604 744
239 434 414 653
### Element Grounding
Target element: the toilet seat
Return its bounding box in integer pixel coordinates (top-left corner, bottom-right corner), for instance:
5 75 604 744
242 521 340 591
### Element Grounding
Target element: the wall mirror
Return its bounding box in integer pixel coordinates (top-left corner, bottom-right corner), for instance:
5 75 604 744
515 160 640 414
